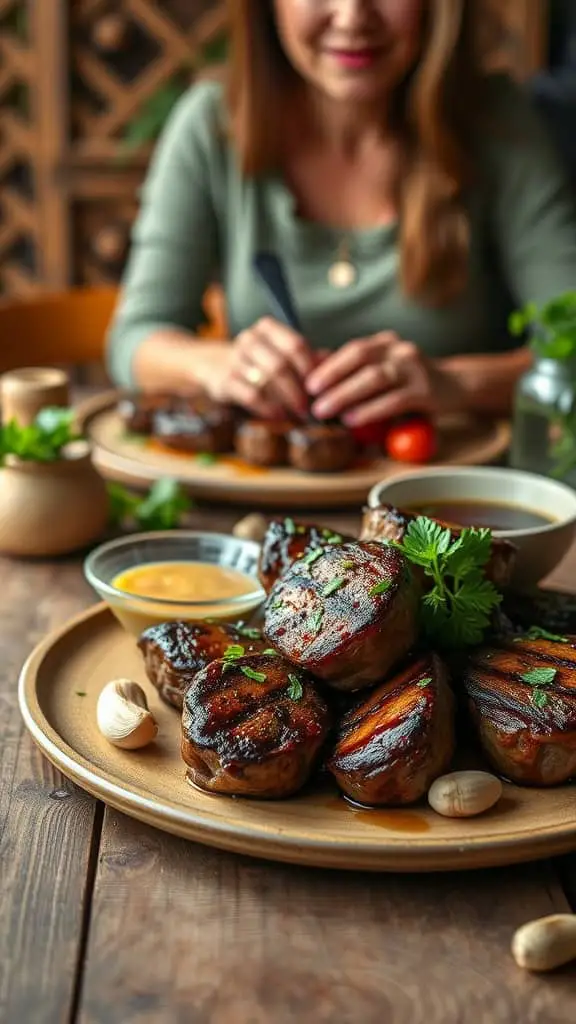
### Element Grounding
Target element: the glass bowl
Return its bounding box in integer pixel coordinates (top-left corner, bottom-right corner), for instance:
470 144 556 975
84 530 265 636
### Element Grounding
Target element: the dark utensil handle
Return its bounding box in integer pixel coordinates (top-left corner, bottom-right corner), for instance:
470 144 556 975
253 252 303 334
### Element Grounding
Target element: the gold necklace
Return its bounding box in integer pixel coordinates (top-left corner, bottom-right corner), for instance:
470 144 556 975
328 236 357 289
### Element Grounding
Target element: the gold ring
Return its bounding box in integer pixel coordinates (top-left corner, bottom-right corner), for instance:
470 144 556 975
245 365 264 388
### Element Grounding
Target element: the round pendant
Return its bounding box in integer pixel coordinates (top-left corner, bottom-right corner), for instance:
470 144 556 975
328 260 357 289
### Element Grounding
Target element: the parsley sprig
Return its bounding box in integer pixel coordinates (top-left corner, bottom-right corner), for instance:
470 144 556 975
107 478 192 530
394 517 502 648
0 407 80 464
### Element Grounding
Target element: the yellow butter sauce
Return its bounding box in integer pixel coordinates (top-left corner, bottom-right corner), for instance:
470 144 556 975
109 561 262 635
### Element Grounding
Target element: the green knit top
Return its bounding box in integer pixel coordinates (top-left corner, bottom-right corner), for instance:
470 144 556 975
107 76 576 387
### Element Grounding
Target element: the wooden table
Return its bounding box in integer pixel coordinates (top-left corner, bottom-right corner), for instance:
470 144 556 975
1 503 575 1024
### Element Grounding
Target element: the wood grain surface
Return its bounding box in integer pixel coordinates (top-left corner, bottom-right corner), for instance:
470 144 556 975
1 503 576 1024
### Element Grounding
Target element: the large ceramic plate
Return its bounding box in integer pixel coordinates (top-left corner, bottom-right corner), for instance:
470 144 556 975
77 392 511 508
19 604 576 872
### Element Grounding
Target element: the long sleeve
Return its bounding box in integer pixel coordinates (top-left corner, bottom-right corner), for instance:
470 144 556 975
486 75 576 308
106 82 224 387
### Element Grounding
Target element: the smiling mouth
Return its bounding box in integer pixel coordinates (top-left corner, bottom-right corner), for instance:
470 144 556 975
325 47 384 71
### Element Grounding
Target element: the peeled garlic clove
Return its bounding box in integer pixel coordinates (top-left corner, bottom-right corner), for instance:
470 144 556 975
97 678 158 750
512 914 576 972
428 770 502 818
232 513 268 543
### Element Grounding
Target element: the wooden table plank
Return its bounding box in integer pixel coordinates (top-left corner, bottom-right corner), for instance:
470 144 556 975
0 559 99 1024
78 812 574 1024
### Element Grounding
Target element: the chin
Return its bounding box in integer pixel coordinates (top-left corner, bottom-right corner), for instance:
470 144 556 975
320 78 395 105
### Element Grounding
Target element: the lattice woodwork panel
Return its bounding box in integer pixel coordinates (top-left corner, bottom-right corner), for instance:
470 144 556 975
72 197 137 286
69 0 226 163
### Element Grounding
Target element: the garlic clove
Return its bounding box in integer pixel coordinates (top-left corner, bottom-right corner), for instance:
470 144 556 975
428 770 503 818
97 678 158 750
512 914 576 972
232 513 268 543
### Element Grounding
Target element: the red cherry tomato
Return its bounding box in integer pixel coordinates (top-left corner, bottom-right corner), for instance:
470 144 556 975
350 420 390 449
384 417 437 464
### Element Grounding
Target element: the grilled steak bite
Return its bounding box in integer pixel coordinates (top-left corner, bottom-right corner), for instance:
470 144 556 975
360 503 516 588
118 392 172 434
463 633 576 786
258 517 351 593
138 620 265 710
181 654 331 797
235 419 291 467
288 424 356 473
328 653 455 805
264 541 419 691
152 395 236 453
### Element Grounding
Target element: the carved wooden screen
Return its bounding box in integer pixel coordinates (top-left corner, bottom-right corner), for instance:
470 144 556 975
0 1 549 298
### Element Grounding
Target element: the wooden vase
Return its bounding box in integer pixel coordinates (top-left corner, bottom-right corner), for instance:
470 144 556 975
0 440 110 557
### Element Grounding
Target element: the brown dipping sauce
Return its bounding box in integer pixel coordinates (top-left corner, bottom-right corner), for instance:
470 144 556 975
408 500 555 531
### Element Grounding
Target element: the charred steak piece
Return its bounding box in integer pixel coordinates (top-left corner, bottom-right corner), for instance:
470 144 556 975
181 653 331 798
138 620 266 710
117 392 173 435
152 395 236 453
288 423 356 473
234 419 291 467
258 517 352 593
327 653 455 806
264 541 419 691
463 633 576 786
360 503 516 588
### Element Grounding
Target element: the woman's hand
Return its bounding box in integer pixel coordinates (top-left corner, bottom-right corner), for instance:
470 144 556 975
215 317 317 419
305 331 463 426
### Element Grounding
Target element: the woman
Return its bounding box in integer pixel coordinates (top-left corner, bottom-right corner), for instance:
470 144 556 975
107 0 576 429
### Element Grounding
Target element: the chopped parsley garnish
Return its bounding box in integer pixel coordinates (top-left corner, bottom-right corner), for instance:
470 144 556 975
520 667 557 686
321 529 343 544
393 517 502 648
271 599 283 611
241 666 267 683
322 578 346 597
287 674 303 701
262 648 279 656
519 626 568 644
223 644 245 660
341 560 355 570
417 677 432 688
284 517 296 536
532 688 548 709
302 548 324 567
307 608 324 635
235 624 262 640
369 580 391 597
75 691 87 697
195 452 218 466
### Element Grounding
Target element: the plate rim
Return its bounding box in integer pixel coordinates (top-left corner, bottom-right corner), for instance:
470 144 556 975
18 602 576 872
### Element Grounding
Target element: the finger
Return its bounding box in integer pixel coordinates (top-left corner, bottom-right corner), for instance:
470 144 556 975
311 362 394 420
306 333 399 396
227 374 283 419
247 336 309 419
256 317 316 379
342 387 428 427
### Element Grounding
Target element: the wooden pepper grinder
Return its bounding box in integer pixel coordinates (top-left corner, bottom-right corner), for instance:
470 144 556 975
1 367 70 426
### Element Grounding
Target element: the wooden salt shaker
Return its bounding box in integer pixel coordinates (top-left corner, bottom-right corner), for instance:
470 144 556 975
1 367 70 426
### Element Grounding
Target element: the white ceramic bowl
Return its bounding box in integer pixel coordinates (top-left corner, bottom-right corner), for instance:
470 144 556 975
367 466 576 588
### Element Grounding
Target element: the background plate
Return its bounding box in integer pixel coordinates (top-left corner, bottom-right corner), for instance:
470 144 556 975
19 604 576 872
77 392 511 508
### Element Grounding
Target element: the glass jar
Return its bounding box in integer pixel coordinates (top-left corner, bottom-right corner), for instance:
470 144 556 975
510 357 576 486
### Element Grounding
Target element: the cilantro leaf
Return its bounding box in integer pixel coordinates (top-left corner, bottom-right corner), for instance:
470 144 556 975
521 667 557 686
369 580 391 597
401 517 452 568
519 626 568 644
134 478 191 530
322 579 346 597
240 666 267 683
287 674 303 701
